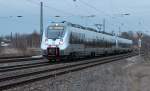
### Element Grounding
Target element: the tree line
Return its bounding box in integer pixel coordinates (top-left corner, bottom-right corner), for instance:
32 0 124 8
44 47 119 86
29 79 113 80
0 31 41 51
0 30 150 54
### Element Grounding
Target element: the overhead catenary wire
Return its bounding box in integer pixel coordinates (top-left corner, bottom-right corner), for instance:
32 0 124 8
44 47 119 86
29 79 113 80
74 0 116 32
78 0 127 24
26 0 76 16
65 0 92 15
77 0 132 31
26 0 146 34
78 0 112 17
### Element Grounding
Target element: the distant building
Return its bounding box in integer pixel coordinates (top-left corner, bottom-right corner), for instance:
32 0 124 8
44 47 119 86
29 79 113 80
0 38 11 47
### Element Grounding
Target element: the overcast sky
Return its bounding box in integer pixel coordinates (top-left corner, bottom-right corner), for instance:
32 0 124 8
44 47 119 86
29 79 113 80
0 0 150 35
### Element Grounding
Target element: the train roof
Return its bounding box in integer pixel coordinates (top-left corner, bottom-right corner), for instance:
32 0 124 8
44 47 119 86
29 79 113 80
49 21 132 44
50 21 113 36
118 38 132 44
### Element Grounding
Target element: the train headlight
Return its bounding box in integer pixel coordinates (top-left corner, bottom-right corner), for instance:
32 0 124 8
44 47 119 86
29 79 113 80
59 39 64 45
45 38 48 45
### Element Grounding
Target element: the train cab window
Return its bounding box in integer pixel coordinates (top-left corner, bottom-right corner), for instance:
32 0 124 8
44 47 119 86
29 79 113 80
47 25 65 40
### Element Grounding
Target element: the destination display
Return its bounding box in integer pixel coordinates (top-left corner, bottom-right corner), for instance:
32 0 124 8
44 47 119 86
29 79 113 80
48 26 64 30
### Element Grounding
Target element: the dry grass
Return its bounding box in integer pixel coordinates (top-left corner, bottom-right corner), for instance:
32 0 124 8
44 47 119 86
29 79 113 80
0 47 41 57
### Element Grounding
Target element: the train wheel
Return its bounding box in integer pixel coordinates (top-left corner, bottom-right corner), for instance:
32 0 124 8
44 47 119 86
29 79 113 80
91 52 95 57
67 53 76 61
103 51 108 56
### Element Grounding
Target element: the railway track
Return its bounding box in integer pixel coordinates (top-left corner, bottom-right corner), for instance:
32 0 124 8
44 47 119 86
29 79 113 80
0 55 43 63
0 52 138 90
0 55 31 59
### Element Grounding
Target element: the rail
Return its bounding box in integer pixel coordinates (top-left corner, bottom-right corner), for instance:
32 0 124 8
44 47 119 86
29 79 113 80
0 55 43 63
0 52 140 90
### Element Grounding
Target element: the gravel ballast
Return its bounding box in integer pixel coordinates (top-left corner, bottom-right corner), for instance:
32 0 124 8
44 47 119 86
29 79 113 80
4 55 150 91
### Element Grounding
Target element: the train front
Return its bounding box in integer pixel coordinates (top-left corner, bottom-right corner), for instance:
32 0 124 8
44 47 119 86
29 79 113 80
41 23 68 60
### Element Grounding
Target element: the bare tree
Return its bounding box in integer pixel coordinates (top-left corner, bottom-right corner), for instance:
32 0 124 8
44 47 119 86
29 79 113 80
27 31 40 48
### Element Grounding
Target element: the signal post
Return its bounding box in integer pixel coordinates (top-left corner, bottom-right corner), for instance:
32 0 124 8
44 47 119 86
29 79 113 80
137 32 143 56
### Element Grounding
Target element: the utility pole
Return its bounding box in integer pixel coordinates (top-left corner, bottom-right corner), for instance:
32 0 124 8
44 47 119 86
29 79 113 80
40 2 43 42
103 18 105 33
10 32 13 41
118 26 121 36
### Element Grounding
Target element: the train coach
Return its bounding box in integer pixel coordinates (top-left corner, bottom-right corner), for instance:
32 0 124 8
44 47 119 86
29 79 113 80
41 21 132 60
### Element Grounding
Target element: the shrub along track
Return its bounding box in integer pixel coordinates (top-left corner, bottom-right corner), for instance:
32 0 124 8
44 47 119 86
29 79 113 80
0 52 138 90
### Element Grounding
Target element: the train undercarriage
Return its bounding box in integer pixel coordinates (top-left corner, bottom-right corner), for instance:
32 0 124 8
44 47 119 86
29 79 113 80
43 47 132 61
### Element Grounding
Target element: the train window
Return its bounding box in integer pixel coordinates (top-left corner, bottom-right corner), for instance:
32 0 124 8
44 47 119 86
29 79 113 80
69 32 73 43
69 32 86 44
47 29 65 40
